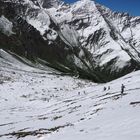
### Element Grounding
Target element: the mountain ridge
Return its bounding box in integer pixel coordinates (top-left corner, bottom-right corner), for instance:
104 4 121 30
0 0 140 82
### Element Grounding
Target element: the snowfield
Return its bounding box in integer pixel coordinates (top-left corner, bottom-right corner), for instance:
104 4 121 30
0 50 140 140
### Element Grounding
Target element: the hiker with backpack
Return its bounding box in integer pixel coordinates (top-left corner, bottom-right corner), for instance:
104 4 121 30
121 84 125 96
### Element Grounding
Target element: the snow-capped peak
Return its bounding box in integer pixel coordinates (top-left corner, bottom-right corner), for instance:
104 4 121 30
0 0 140 82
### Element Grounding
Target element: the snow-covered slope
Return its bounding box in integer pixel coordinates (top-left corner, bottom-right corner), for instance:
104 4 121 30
0 0 140 82
0 49 140 140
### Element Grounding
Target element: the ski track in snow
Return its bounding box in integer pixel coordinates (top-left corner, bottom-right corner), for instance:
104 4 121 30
0 54 140 140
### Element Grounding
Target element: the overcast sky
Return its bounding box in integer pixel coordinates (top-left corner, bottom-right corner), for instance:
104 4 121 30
64 0 140 16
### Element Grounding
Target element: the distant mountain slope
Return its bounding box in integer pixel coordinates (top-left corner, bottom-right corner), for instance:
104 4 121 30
0 0 140 82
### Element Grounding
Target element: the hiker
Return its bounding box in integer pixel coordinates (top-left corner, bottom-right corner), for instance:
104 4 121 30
108 86 110 90
83 91 86 94
103 87 106 91
121 84 125 95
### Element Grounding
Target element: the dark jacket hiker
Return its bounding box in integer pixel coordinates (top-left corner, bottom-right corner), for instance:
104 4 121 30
121 84 125 94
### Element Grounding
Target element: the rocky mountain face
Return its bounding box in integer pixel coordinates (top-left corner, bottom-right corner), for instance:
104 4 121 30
0 0 140 82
